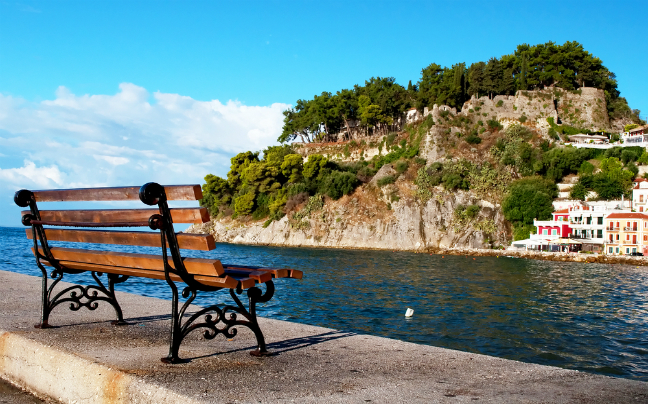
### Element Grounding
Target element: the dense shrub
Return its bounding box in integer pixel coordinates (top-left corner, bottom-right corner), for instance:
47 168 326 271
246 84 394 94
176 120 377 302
321 171 358 199
377 175 397 187
487 119 503 131
394 160 409 174
234 192 256 216
284 192 309 212
465 134 482 144
502 177 557 239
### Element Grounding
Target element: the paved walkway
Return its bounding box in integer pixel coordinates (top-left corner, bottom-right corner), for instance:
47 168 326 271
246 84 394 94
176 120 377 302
1 270 647 403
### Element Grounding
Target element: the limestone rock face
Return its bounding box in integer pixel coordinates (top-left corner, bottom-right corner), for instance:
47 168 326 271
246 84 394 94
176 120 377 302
369 163 397 187
454 87 609 133
187 190 510 251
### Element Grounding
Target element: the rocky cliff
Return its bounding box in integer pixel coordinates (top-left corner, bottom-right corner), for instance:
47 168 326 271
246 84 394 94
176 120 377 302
188 182 510 251
190 88 618 251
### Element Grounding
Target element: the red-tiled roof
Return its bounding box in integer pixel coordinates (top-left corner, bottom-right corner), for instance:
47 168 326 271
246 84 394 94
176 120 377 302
629 125 648 134
554 208 569 214
606 213 648 219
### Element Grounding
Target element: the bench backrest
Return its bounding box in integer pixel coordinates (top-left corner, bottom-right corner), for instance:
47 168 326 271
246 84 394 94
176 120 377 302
15 183 229 288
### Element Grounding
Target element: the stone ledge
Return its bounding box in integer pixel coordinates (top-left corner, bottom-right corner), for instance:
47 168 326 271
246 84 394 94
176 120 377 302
1 270 647 403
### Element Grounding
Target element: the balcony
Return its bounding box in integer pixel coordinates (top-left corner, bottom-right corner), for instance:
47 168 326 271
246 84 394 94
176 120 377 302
534 220 560 227
606 227 620 231
624 227 638 232
622 240 638 245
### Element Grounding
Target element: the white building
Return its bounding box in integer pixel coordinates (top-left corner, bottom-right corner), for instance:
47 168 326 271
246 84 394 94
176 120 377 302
632 178 648 213
622 125 648 145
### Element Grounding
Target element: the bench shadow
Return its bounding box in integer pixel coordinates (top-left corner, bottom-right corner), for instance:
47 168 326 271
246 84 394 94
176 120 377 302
184 330 357 362
46 313 173 328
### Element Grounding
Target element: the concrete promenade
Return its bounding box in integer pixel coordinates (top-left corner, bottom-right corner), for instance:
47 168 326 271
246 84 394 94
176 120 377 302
1 270 647 403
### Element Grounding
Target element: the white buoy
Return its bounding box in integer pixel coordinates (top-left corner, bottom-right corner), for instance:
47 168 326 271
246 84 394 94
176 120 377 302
405 308 414 317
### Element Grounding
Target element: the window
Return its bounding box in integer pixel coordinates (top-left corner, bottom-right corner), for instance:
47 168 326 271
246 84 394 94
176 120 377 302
641 195 644 202
587 217 592 225
597 229 603 238
543 229 548 235
551 229 557 236
617 221 620 228
627 234 630 241
609 247 613 253
616 234 620 240
626 248 630 254
616 247 620 253
598 217 603 225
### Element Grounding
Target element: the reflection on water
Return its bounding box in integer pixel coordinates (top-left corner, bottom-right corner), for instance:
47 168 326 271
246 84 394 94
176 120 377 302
2 226 648 380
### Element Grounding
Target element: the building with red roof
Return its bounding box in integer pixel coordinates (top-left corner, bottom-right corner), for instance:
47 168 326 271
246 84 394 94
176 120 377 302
604 212 648 255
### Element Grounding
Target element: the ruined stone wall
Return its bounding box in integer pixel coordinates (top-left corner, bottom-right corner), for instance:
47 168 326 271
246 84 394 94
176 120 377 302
458 87 609 132
556 87 610 131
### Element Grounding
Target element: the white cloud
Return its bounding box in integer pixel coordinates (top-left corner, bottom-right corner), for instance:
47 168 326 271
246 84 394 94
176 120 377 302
0 160 64 189
0 84 290 225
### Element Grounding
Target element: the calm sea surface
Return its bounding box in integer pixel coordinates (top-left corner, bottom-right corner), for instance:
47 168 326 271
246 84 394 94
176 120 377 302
2 226 648 380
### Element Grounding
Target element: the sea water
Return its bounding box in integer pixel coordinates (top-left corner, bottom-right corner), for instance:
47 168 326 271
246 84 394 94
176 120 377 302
2 226 648 380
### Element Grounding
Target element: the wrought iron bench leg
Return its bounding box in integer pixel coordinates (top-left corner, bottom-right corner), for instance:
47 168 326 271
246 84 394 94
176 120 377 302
34 268 129 328
161 281 275 363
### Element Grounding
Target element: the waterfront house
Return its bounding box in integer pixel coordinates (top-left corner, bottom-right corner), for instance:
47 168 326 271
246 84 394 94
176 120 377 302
633 178 648 212
604 212 648 255
621 125 648 145
568 134 608 144
533 209 571 240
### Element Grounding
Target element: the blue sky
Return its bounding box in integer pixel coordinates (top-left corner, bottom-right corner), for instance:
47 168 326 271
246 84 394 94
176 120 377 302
1 0 647 226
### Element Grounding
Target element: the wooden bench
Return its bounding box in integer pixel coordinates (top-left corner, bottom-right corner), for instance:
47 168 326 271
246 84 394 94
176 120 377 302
14 182 302 363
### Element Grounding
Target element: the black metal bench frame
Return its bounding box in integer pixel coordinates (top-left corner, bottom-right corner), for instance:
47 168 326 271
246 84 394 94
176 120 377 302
15 183 280 363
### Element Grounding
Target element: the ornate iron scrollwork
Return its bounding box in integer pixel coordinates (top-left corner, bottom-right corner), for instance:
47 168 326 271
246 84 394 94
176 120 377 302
37 271 130 328
161 281 275 363
19 191 129 329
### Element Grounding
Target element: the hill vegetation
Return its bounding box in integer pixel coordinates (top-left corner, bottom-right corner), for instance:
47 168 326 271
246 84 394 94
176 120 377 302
279 41 642 143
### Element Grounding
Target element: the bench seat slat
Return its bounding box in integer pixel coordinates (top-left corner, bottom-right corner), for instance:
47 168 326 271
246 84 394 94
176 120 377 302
23 208 210 224
223 269 272 283
32 185 202 202
223 264 303 279
27 229 216 251
49 261 241 289
33 247 224 276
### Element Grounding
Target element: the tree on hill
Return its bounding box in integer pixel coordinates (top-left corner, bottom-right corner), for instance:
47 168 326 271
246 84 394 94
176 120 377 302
279 41 639 144
502 177 558 240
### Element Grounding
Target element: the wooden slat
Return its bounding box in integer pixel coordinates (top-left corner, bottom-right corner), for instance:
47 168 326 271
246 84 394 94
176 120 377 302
33 247 224 276
23 208 209 224
225 276 256 290
223 269 272 283
32 185 202 202
223 265 288 279
287 269 303 280
50 261 240 289
222 264 302 279
26 228 216 251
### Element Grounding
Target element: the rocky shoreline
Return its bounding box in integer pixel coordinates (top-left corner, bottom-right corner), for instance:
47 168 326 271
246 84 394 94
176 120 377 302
425 246 648 266
186 220 647 267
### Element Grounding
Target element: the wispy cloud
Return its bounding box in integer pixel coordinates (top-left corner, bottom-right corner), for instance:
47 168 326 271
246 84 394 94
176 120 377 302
0 83 289 193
